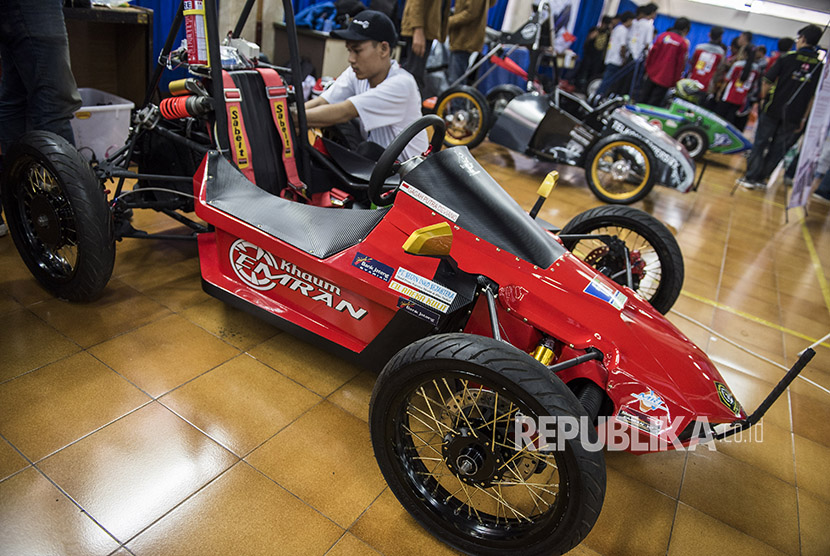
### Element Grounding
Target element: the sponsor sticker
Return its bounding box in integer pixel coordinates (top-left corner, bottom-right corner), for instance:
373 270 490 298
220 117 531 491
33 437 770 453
389 281 450 313
228 105 249 168
632 390 668 413
714 381 741 415
230 239 367 320
617 407 663 436
352 252 394 282
394 267 457 305
397 297 441 325
583 276 627 310
399 182 459 222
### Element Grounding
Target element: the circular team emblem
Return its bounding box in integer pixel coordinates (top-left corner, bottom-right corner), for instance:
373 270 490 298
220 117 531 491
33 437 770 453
230 239 279 291
648 119 663 130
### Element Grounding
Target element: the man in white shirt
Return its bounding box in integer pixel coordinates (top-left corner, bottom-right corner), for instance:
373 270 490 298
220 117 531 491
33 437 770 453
627 3 657 63
304 10 428 161
596 11 634 96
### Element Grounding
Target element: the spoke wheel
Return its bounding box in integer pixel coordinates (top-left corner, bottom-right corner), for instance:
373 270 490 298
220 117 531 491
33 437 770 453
434 85 491 149
560 205 684 314
585 134 656 204
1 131 114 301
371 334 605 556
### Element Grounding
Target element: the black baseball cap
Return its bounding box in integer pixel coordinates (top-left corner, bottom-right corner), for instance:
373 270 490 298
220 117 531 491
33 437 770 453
330 10 397 46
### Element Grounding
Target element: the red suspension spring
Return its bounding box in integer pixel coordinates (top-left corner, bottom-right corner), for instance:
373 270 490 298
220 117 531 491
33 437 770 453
159 96 193 120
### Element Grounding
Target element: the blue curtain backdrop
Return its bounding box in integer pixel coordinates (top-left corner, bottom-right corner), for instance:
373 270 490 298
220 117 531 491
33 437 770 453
132 0 187 94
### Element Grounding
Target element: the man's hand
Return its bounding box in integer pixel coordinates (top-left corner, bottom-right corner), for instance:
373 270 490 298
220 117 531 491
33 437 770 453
412 27 426 57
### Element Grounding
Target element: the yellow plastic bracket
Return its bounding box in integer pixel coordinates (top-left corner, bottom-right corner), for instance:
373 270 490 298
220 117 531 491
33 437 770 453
537 170 559 199
403 222 454 256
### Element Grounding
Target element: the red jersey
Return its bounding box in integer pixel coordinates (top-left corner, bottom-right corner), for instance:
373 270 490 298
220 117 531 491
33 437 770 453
689 42 726 89
720 60 758 106
645 31 690 88
765 51 781 72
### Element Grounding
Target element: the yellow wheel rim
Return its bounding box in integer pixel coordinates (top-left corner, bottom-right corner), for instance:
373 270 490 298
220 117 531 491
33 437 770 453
590 141 651 200
435 92 485 147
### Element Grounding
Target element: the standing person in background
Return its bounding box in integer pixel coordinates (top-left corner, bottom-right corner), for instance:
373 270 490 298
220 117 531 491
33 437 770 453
627 3 657 96
688 26 726 91
597 11 634 97
766 37 794 71
574 16 614 92
447 0 493 84
714 47 758 125
0 0 82 238
739 24 822 190
640 17 690 106
400 0 450 98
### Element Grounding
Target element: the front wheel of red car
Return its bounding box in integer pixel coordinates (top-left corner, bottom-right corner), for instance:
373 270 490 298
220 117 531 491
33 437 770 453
1 131 114 302
370 333 606 556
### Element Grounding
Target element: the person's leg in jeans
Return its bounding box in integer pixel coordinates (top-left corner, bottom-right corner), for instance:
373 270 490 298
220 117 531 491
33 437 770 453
758 124 797 182
402 37 434 99
448 50 471 85
744 114 778 182
598 63 621 96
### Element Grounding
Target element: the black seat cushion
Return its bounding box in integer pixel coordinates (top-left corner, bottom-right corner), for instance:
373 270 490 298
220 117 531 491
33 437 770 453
205 152 388 258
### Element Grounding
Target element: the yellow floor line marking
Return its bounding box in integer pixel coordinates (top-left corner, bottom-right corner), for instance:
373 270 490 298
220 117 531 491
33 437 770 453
679 290 830 350
800 218 830 319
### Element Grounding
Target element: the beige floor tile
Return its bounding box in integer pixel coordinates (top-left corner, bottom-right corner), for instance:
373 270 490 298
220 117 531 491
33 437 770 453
89 314 240 397
668 503 785 555
350 488 462 556
326 533 382 556
706 337 792 386
112 237 198 279
248 335 361 397
0 352 149 462
789 390 830 449
126 462 342 555
715 419 795 485
793 434 830 504
0 290 22 316
39 402 237 542
161 354 321 456
328 370 376 422
604 448 687 499
180 297 280 351
798 490 830 556
0 467 119 556
28 279 171 348
581 467 676 556
680 450 799 554
710 309 785 357
0 438 28 482
245 401 385 528
0 308 80 383
0 242 57 306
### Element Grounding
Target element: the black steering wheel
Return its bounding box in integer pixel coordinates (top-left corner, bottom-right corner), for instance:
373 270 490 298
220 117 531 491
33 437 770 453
368 114 446 207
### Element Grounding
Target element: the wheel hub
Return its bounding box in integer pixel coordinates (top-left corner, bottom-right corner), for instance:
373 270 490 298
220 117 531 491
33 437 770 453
610 159 631 181
29 194 63 248
443 429 502 486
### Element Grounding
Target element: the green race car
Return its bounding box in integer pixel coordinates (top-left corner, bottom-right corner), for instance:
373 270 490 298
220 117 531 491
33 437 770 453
626 97 753 160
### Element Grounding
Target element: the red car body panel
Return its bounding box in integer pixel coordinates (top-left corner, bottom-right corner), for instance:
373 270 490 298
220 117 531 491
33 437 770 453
194 157 745 454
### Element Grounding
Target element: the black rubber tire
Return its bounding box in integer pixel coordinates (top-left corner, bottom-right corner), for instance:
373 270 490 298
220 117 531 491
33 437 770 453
434 85 491 150
1 131 115 302
675 125 709 160
560 205 684 314
584 133 657 205
370 333 606 556
485 84 523 120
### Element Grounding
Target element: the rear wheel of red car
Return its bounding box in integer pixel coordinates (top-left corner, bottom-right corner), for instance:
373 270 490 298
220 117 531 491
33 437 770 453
370 333 606 556
675 125 708 160
434 85 491 150
560 205 684 314
585 134 656 204
1 131 114 302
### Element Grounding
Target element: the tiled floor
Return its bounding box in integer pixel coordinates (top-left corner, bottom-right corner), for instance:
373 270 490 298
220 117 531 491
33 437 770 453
1 139 829 556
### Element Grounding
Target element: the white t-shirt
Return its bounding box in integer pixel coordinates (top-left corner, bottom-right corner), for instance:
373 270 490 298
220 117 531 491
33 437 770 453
321 60 428 161
628 18 654 61
605 24 630 66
